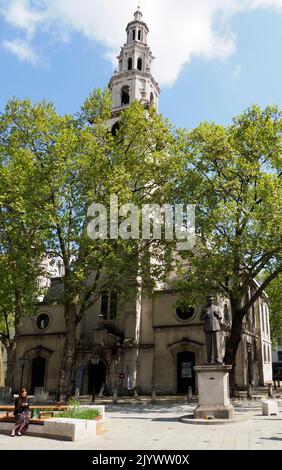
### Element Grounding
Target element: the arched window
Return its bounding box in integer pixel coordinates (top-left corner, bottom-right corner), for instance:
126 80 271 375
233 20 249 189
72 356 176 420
100 290 118 319
132 29 136 41
101 291 108 317
138 29 141 40
261 304 265 332
150 92 154 104
128 57 133 71
110 290 118 319
121 86 130 106
265 306 269 336
137 58 142 71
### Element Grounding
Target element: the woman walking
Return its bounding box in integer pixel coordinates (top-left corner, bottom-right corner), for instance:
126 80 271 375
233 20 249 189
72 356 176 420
11 388 30 437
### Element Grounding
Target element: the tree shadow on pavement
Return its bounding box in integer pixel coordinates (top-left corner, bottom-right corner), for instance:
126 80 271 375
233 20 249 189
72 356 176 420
259 436 282 441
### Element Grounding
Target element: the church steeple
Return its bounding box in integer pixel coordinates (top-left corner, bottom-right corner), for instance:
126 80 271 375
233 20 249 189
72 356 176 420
134 5 143 21
109 8 160 133
126 6 148 46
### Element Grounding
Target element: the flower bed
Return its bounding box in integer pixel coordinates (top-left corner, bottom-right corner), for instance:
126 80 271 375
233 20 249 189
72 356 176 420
54 408 100 420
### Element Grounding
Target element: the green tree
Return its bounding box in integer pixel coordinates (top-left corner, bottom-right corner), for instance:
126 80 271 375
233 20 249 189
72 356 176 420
265 274 282 349
174 105 282 389
0 105 47 387
0 92 178 400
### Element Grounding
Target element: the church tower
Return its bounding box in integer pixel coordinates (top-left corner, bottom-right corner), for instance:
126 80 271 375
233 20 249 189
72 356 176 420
109 7 160 133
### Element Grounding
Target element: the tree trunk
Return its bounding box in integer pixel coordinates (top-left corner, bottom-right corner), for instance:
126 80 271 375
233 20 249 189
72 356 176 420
224 307 245 396
6 288 22 391
58 302 77 402
0 344 5 387
5 340 16 390
131 277 142 395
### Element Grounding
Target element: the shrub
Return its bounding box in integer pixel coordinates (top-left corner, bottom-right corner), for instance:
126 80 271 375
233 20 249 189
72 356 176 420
55 408 100 420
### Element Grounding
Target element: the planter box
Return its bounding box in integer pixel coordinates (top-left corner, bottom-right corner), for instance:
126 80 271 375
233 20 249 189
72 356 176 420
78 405 105 421
44 418 97 441
0 418 97 441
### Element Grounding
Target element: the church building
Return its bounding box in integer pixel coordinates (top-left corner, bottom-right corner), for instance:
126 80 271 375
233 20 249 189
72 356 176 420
13 9 272 397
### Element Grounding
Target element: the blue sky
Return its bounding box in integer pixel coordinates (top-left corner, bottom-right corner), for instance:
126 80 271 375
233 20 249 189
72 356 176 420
0 1 282 129
163 9 282 128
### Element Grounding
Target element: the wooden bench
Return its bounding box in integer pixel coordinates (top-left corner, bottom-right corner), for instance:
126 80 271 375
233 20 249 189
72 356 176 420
0 405 69 424
0 415 45 425
39 411 55 418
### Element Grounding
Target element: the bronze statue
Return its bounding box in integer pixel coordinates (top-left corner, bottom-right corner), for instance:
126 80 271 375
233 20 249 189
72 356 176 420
200 295 223 364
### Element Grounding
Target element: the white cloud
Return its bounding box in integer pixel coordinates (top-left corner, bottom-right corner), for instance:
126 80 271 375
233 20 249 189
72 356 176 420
0 0 282 86
3 38 38 64
0 0 42 36
247 0 282 9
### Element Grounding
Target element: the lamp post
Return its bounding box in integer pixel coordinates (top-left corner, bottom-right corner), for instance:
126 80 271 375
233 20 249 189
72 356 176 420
90 355 100 402
19 355 30 389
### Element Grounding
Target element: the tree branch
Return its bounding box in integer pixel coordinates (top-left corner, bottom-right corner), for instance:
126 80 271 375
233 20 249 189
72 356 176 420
242 268 282 314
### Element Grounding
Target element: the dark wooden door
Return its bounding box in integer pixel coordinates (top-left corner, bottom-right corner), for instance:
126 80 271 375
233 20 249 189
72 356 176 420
88 362 106 395
31 357 46 393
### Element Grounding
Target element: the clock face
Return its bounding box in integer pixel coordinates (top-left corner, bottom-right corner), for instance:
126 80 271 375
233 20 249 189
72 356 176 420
36 314 50 331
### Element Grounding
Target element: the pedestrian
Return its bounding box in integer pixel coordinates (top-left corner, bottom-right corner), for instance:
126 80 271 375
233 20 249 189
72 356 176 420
11 388 30 437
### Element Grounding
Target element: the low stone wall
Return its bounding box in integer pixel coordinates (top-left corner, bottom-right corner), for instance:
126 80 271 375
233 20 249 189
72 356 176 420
44 418 97 441
0 418 97 441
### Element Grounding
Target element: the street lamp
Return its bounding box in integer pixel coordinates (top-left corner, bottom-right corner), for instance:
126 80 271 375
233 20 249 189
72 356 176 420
19 355 30 389
90 355 100 402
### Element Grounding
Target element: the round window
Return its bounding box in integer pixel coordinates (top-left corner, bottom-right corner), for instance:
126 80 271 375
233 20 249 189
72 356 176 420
36 314 50 331
176 306 195 321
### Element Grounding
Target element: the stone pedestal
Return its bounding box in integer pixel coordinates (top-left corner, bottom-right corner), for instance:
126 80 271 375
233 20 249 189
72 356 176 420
194 365 234 419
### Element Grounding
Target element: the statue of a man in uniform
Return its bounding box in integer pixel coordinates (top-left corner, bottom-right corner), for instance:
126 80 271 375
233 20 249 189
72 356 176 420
200 295 223 364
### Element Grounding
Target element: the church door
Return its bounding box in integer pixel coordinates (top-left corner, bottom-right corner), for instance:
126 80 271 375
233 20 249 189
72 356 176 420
88 362 106 395
177 351 195 393
31 357 46 393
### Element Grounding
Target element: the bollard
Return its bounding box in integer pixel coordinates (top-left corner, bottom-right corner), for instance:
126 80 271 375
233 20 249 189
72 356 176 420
268 383 273 398
151 388 157 403
247 384 253 399
113 387 118 405
187 386 193 403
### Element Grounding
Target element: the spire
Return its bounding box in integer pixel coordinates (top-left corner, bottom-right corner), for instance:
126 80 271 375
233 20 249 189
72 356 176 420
134 5 143 21
108 6 160 130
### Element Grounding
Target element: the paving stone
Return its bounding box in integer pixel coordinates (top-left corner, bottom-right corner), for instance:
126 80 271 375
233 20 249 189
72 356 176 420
0 400 281 450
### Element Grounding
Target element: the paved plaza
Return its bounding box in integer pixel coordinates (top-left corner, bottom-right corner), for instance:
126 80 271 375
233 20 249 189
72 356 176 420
0 399 282 450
